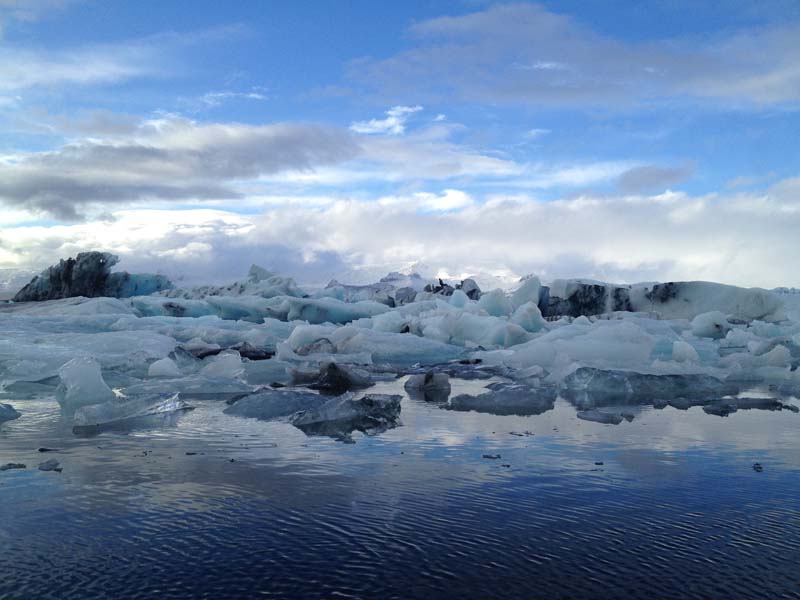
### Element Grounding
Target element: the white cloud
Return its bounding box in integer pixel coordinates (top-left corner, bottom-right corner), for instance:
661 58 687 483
351 3 800 106
196 88 269 108
525 128 550 139
350 105 423 135
3 180 800 290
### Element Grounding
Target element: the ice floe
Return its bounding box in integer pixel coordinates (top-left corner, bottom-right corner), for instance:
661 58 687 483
2 254 799 439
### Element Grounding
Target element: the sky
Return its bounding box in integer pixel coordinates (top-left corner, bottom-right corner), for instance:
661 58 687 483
0 0 799 289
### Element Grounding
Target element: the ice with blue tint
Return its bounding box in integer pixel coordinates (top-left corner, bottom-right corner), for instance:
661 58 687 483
2 261 799 426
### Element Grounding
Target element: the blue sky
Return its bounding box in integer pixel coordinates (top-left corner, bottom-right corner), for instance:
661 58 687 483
0 0 798 288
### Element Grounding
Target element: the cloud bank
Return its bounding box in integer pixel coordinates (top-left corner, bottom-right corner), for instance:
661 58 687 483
2 182 798 290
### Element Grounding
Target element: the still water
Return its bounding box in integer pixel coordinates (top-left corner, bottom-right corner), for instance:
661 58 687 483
1 378 799 599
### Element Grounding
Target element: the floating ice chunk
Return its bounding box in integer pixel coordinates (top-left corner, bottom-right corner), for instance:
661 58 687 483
290 362 372 393
264 296 390 324
510 275 542 311
6 296 137 316
368 311 410 334
147 357 182 378
289 393 402 441
333 327 464 365
204 296 275 322
672 341 700 362
55 357 116 412
13 251 171 302
505 320 655 374
243 359 293 386
577 409 633 425
447 382 555 416
200 351 244 379
759 345 792 367
391 287 416 305
317 280 396 306
224 389 327 420
158 270 303 300
404 372 451 402
562 367 732 406
691 311 731 339
449 289 469 308
0 402 20 423
629 281 783 321
510 301 546 333
542 279 783 321
248 264 273 282
38 459 62 472
457 278 481 300
477 289 513 317
72 393 192 433
418 310 529 348
296 338 336 356
702 400 738 417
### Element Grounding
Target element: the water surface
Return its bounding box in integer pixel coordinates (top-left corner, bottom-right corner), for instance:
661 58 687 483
2 380 799 599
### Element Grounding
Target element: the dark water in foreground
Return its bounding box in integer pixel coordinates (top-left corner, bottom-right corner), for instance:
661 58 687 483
1 378 799 599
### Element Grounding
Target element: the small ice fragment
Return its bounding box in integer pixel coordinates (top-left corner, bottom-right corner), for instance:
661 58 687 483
73 393 192 428
576 409 627 425
291 362 372 393
691 311 731 339
224 390 328 420
404 372 451 402
289 393 402 440
0 463 26 471
672 341 700 362
510 275 542 311
55 357 116 413
448 383 555 416
148 357 182 378
703 400 738 416
477 289 513 317
200 351 245 379
38 459 62 472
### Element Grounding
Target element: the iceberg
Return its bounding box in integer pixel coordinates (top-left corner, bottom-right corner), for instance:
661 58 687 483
13 252 171 302
541 279 783 321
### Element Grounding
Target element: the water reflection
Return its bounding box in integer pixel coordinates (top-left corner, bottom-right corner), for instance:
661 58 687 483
1 379 799 599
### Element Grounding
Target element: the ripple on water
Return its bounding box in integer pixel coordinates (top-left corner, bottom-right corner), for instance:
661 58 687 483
1 384 799 599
